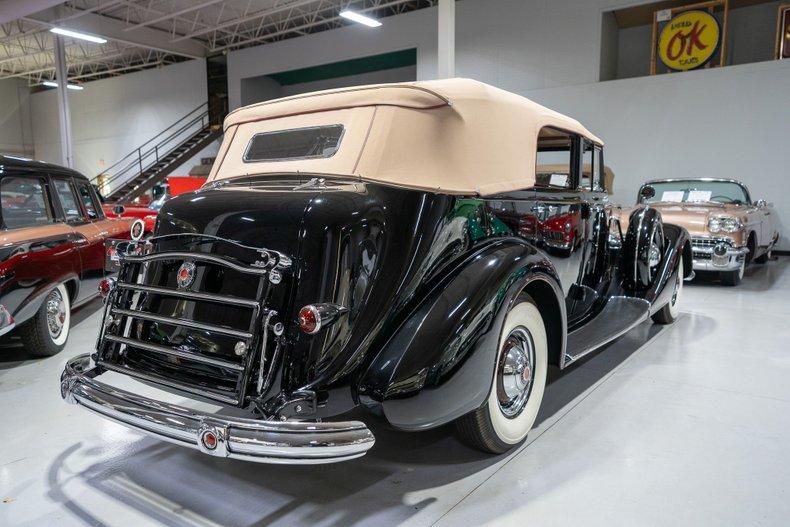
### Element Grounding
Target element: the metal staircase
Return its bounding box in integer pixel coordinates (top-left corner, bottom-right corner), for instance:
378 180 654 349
94 102 222 203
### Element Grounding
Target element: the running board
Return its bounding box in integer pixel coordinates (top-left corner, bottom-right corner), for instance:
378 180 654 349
563 296 650 367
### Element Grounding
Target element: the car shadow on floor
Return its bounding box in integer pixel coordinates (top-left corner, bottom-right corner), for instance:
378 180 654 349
44 316 696 527
686 255 787 292
0 297 103 367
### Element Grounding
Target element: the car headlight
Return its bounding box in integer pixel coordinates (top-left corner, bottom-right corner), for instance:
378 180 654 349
708 217 741 233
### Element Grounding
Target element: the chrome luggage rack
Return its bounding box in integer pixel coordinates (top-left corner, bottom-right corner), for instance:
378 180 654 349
97 233 293 406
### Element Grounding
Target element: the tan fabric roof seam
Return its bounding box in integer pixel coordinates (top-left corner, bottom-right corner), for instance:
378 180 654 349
226 83 450 119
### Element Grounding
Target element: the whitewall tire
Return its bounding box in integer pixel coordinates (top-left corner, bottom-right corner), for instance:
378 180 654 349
455 298 548 453
19 282 71 357
652 255 683 324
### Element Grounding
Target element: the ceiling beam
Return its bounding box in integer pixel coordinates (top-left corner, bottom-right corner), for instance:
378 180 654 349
123 0 224 32
172 0 321 42
26 6 207 58
211 0 415 52
0 0 64 25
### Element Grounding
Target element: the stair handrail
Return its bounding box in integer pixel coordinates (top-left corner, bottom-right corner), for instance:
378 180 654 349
93 101 211 196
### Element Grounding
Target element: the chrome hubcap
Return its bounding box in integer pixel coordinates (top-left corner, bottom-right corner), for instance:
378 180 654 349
496 327 535 418
45 289 66 340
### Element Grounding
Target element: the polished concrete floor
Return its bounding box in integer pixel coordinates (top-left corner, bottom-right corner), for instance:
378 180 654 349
2 257 789 526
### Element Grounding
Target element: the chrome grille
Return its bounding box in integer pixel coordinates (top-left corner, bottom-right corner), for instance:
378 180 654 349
692 237 734 248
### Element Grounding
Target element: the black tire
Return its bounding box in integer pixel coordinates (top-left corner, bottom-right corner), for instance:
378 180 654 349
455 298 548 454
18 283 71 357
652 255 683 325
720 263 744 287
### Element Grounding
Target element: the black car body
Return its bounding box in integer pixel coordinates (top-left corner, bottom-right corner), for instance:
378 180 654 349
61 80 691 463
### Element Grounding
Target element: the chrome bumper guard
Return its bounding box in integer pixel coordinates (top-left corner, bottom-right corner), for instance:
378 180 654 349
61 354 375 464
691 244 748 272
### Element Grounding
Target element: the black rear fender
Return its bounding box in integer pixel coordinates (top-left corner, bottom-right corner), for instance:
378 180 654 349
357 239 564 431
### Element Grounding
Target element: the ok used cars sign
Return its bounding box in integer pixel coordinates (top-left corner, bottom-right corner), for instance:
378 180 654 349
658 10 720 71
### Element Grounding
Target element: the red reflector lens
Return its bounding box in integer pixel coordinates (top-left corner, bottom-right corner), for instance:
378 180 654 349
201 431 217 450
98 278 113 298
298 305 321 334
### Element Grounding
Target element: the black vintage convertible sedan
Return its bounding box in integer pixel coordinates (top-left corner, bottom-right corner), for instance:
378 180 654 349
61 79 691 463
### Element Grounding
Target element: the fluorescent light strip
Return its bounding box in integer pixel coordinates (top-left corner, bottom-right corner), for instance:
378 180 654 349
339 10 382 27
42 81 84 91
50 27 107 44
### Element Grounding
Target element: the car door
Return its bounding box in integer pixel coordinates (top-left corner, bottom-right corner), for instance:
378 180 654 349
50 176 106 305
0 173 80 321
574 141 612 320
486 127 598 328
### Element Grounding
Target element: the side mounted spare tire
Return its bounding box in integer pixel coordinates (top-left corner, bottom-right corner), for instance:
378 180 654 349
624 207 665 291
455 296 548 454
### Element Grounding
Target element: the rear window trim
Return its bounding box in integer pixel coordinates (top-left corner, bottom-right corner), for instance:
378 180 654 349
242 124 346 164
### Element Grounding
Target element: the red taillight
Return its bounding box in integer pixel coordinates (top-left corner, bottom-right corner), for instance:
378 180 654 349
298 305 321 334
98 278 115 298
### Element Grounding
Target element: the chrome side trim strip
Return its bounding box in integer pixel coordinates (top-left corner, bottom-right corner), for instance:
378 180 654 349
97 359 240 405
116 282 259 308
62 354 375 464
104 334 244 372
111 308 253 340
122 251 269 275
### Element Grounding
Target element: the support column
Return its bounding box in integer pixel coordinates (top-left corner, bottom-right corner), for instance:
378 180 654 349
53 35 74 168
437 0 455 79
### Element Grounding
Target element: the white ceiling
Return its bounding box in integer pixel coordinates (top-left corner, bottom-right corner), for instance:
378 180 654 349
0 0 435 85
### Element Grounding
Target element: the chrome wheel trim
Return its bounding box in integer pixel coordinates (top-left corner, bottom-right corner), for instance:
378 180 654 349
496 327 535 419
671 265 681 305
738 258 745 279
45 288 67 340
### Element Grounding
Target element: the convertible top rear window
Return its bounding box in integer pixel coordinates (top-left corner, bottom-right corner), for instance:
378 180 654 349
243 124 344 163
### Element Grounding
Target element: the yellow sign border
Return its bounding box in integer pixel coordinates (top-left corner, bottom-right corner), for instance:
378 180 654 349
658 10 721 71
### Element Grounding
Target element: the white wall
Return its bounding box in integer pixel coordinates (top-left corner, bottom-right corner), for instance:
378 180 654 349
30 59 206 178
0 78 34 155
526 59 790 248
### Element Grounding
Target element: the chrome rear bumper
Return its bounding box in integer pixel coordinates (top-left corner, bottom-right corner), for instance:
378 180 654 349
60 354 375 464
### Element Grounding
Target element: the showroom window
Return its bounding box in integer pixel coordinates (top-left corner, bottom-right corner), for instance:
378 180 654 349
0 177 53 230
52 179 84 222
535 127 575 189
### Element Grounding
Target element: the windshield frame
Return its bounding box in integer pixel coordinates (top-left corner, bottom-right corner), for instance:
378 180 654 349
638 178 751 205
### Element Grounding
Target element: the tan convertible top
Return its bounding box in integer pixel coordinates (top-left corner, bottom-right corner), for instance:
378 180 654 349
209 78 602 196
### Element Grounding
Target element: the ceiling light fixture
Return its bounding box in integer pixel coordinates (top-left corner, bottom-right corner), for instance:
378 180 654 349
50 27 107 44
339 10 382 27
42 81 84 91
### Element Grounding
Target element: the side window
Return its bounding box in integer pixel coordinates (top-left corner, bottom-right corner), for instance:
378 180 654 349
593 145 605 192
581 140 594 190
535 127 575 189
76 181 102 219
1 177 53 229
52 178 84 222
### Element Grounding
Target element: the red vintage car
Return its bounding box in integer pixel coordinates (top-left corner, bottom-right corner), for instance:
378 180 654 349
1 156 133 356
94 186 157 237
